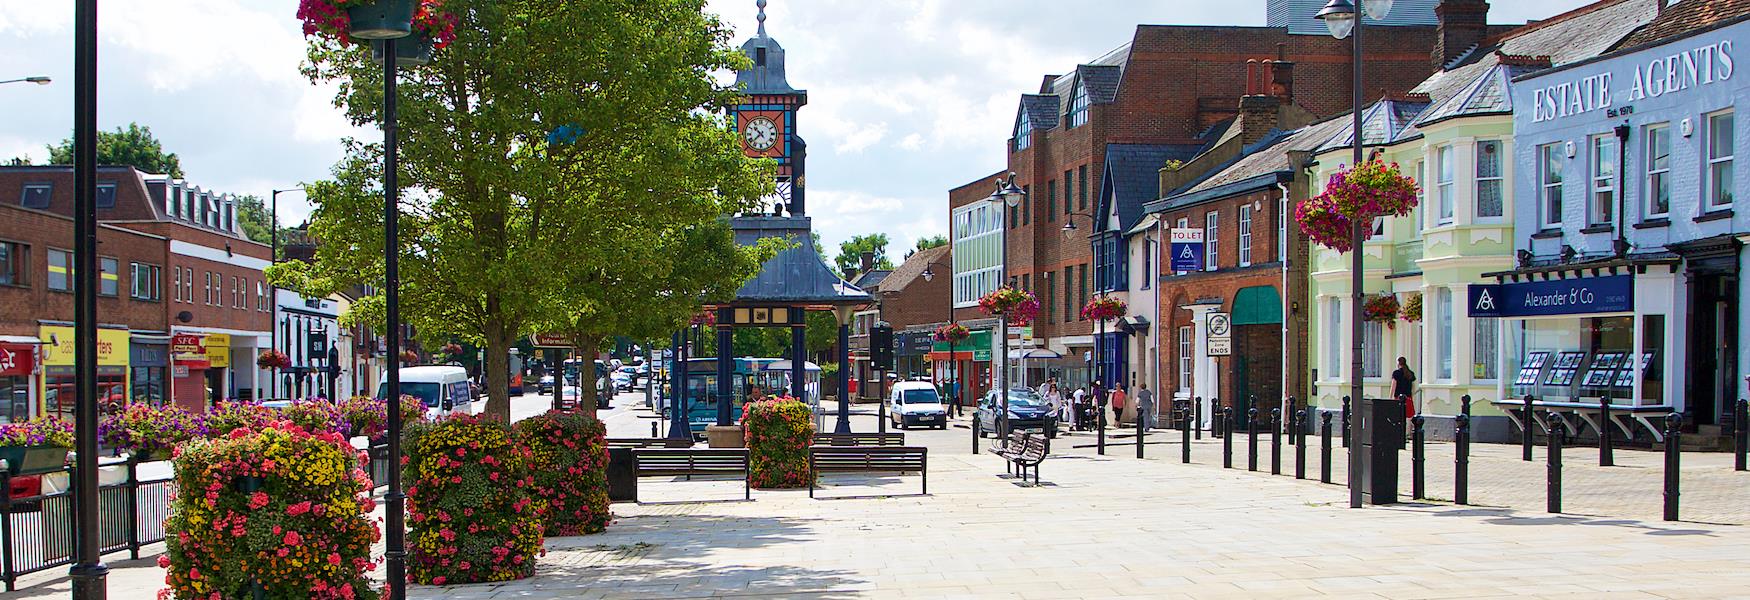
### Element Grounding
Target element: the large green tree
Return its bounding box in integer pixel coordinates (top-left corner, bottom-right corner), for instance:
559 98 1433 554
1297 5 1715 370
834 233 895 277
274 0 773 421
48 123 183 178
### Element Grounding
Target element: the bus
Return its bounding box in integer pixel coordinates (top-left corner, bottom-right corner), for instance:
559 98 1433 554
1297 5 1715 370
670 357 820 437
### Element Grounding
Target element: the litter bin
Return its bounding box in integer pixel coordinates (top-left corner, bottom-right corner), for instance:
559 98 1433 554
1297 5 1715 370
1358 397 1403 505
606 448 637 503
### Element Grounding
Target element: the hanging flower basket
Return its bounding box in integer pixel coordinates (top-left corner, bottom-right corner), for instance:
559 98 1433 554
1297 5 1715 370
345 0 417 40
932 323 970 343
1079 296 1128 321
690 310 717 327
442 342 464 357
257 349 292 370
1295 160 1420 253
977 286 1040 326
1363 294 1401 329
1400 293 1423 323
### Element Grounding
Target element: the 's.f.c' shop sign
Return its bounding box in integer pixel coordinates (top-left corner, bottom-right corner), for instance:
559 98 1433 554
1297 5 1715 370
1468 275 1633 318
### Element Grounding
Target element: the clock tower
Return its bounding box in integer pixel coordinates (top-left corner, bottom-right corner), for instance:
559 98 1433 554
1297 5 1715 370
732 0 808 215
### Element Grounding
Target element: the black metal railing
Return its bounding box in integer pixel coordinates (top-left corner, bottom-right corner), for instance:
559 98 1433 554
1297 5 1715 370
1 461 175 591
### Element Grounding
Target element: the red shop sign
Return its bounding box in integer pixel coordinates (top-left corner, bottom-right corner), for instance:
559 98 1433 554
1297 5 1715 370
0 343 35 377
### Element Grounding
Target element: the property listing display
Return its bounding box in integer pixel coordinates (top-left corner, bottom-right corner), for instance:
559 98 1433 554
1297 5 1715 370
1507 315 1662 404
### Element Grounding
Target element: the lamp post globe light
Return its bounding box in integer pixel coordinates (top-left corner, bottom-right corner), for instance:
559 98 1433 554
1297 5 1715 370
1316 0 1392 509
921 258 966 417
987 173 1025 438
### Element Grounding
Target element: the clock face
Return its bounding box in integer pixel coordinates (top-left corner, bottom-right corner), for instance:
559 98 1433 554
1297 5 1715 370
744 117 779 151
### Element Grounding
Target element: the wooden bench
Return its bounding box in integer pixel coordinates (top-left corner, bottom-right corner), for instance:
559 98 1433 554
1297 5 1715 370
812 432 906 447
607 438 695 449
808 446 928 498
630 448 750 502
992 431 1048 485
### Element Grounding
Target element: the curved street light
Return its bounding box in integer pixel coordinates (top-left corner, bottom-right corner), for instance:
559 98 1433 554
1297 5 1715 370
986 172 1026 439
918 256 968 417
0 76 51 86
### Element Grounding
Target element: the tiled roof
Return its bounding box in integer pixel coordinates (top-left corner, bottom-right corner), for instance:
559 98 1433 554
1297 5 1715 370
1077 64 1122 104
729 216 871 306
1620 0 1750 48
1102 143 1206 232
1020 94 1061 131
853 269 892 291
1048 42 1131 117
1320 97 1432 152
881 245 950 294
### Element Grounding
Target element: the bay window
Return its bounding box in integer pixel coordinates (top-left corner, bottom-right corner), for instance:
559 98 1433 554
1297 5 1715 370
1474 140 1503 219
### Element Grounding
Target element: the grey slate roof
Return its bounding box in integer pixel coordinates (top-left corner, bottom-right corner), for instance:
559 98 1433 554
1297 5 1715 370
1318 97 1431 151
1076 64 1122 104
735 32 801 95
1101 143 1205 233
1044 42 1131 121
1019 95 1061 131
852 269 892 292
728 216 871 306
1414 61 1542 126
1144 116 1355 214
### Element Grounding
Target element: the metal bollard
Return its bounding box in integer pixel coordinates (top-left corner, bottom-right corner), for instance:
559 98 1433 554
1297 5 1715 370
1319 411 1333 484
972 417 980 454
1599 395 1614 467
1182 409 1192 464
652 421 659 438
1137 408 1146 460
1411 414 1425 500
1456 394 1472 506
1341 396 1351 448
1294 409 1307 479
1213 398 1224 439
1547 413 1564 514
1222 407 1234 469
1521 395 1536 462
1735 399 1747 472
879 400 887 434
1247 407 1260 472
1097 403 1107 456
1194 396 1203 440
1664 413 1682 521
1270 408 1282 475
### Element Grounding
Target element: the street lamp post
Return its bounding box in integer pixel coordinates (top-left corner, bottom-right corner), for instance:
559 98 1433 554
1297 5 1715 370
70 1 105 597
0 76 51 86
380 35 410 600
1317 0 1394 509
920 259 962 417
988 174 1025 439
269 187 304 401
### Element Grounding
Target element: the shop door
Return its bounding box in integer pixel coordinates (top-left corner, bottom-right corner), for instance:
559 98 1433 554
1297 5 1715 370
1687 274 1737 426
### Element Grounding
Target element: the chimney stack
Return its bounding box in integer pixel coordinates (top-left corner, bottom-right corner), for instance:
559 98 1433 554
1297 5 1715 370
860 251 876 275
1433 0 1490 70
1245 60 1259 95
1238 95 1282 148
1266 44 1295 103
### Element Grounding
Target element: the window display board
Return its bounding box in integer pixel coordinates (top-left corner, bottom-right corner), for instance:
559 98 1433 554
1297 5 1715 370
1513 351 1550 386
1581 352 1625 388
1544 351 1586 386
1613 352 1655 388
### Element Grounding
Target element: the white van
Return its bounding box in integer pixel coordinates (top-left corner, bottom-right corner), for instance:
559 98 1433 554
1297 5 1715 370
887 380 949 430
377 365 475 416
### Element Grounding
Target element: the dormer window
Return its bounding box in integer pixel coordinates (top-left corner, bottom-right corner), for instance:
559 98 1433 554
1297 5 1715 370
1014 106 1033 151
756 47 767 66
1067 81 1089 128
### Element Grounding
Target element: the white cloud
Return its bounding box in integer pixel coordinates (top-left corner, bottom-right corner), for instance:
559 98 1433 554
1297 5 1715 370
898 133 924 151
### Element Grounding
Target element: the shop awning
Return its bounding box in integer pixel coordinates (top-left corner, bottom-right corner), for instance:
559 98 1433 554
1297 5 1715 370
1009 348 1062 360
1231 286 1283 326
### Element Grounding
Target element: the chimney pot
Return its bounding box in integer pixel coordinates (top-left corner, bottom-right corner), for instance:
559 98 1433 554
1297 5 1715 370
1245 60 1259 95
1433 0 1491 71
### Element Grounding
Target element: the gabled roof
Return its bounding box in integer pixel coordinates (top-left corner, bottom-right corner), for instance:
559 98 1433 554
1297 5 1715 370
1318 96 1431 152
1046 42 1131 118
1414 60 1545 127
727 216 870 307
1075 64 1122 104
1100 143 1205 233
852 269 892 291
1619 0 1750 48
882 245 950 294
1019 95 1061 131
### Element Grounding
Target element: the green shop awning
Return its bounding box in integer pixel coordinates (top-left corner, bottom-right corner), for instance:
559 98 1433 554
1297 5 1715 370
1231 286 1283 326
932 330 992 361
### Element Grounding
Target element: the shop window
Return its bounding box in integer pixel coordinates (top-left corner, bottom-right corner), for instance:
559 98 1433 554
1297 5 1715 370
1177 326 1192 392
1238 205 1253 267
1590 136 1617 225
0 241 26 287
99 257 118 297
131 366 166 405
45 374 125 420
1539 143 1565 228
1473 317 1498 380
20 183 51 209
1203 210 1218 271
1475 140 1504 219
1508 315 1648 404
0 375 28 424
1435 145 1455 223
1645 123 1671 218
1435 288 1453 381
1325 299 1342 380
1707 110 1734 210
48 248 72 292
1362 321 1383 378
130 262 160 301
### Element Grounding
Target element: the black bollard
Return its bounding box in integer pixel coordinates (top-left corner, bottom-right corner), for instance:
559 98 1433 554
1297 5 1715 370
1247 407 1260 472
1735 399 1747 472
1599 395 1614 467
1411 414 1425 500
1455 395 1471 506
972 417 980 454
1194 396 1203 441
1222 407 1234 469
879 399 887 434
651 421 658 438
1341 396 1351 448
1294 409 1307 479
1097 402 1107 456
1213 398 1224 439
1547 413 1564 514
1664 413 1682 521
1521 395 1536 462
1319 411 1333 484
1270 408 1282 475
1137 408 1146 459
1181 408 1192 464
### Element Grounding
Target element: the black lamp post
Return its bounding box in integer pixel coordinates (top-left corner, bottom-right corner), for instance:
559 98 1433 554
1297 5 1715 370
268 187 303 401
0 76 51 86
379 33 411 600
70 1 104 597
987 173 1026 437
920 260 962 417
1316 0 1394 509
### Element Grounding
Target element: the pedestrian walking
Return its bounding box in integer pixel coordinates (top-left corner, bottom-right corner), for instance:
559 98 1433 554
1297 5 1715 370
1136 383 1156 430
1071 385 1087 430
1111 384 1128 427
1091 380 1108 428
1392 357 1416 444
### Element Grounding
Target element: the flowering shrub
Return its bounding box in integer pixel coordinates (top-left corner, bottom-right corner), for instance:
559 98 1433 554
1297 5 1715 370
690 310 716 327
1295 161 1419 252
411 0 459 49
1400 293 1422 323
0 415 74 448
203 401 274 438
1079 296 1128 321
1363 295 1400 329
160 421 381 600
278 400 353 437
404 414 544 585
931 323 970 343
99 403 204 460
399 349 421 365
978 286 1041 326
741 397 814 489
512 411 610 536
336 395 427 441
257 349 292 370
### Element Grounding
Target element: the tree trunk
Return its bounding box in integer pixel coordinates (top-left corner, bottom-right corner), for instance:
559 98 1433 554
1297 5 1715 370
575 333 603 418
484 318 512 422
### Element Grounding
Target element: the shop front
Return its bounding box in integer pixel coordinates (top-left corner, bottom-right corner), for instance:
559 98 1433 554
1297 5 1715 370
0 338 37 423
170 333 211 412
895 330 933 380
927 327 991 408
38 325 130 418
128 336 169 406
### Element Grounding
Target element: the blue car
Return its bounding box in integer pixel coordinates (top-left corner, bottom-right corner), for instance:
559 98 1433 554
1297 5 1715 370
975 388 1057 438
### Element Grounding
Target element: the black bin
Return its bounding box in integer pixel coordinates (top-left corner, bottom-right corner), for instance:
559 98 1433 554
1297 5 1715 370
1358 397 1404 505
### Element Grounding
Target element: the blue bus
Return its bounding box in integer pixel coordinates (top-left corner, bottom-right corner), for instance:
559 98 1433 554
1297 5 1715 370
671 357 820 436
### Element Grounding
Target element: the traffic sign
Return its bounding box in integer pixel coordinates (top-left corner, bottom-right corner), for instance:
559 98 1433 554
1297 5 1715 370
531 333 573 348
1206 312 1231 356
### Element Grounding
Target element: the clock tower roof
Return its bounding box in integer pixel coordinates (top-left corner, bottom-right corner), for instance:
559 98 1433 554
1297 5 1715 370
735 0 804 98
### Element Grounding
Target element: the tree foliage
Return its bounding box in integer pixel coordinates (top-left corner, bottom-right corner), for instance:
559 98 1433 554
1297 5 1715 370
834 233 895 277
48 123 183 178
274 0 775 420
914 234 948 252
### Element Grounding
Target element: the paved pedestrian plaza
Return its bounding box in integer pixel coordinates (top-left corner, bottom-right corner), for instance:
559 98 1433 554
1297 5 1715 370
7 394 1748 599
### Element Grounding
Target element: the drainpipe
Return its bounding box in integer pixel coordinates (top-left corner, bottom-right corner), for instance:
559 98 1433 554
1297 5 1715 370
1278 180 1292 419
1614 122 1631 257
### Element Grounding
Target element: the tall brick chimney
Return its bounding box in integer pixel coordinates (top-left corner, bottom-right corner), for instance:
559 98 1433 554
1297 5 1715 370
1237 95 1282 148
1265 44 1294 103
860 251 875 275
1433 0 1490 70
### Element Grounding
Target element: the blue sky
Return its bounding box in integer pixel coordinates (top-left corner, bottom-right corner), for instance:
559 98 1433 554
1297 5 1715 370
1 0 1592 254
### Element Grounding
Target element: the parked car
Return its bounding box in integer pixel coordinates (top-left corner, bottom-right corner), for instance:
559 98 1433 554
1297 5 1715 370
975 388 1056 438
887 381 949 430
611 366 636 392
537 374 556 394
377 366 475 416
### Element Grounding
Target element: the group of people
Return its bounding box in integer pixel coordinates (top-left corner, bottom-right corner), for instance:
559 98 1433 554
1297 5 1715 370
1034 378 1156 432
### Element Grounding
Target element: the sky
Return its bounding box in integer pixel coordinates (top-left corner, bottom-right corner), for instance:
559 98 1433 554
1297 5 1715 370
0 0 1595 256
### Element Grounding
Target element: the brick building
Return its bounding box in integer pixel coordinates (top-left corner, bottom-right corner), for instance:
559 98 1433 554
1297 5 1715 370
951 4 1452 393
0 165 273 414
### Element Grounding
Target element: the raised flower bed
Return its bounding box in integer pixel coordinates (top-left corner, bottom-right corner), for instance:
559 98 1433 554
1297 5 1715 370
513 411 610 536
0 416 73 475
202 400 274 438
404 414 544 585
741 397 815 489
98 403 204 463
